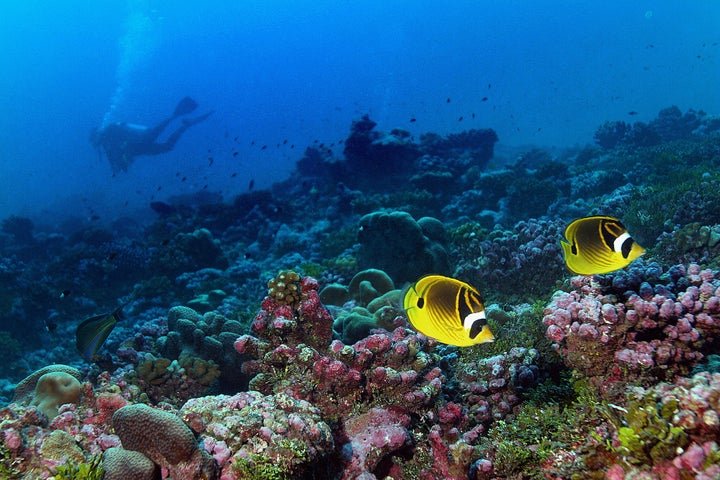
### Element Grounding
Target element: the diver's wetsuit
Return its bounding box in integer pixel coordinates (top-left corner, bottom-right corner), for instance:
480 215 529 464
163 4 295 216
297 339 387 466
93 97 212 173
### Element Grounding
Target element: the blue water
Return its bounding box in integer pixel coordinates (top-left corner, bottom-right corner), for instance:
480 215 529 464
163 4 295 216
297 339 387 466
0 0 718 223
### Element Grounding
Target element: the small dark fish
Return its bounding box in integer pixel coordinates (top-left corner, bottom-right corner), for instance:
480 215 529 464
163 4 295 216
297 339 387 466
181 176 187 182
202 184 208 189
488 83 491 89
90 214 100 221
157 185 162 191
244 252 252 260
628 111 638 115
446 98 451 103
290 144 295 149
283 139 288 144
261 145 267 150
231 172 237 178
160 239 170 246
76 305 125 362
233 151 239 157
106 252 119 261
472 113 476 119
251 141 255 145
410 117 417 123
481 96 488 102
248 179 255 190
60 289 71 298
208 157 214 166
458 116 463 122
234 136 239 141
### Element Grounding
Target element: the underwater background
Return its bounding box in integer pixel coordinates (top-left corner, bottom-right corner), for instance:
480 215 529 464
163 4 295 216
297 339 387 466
2 1 720 479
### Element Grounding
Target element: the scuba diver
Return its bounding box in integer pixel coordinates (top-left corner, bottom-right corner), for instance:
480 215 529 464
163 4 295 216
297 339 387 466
90 96 213 173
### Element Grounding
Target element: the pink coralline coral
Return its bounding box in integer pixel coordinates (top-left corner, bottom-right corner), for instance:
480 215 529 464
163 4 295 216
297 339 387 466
453 347 540 430
542 263 720 392
338 406 411 479
0 380 130 479
179 391 333 480
233 274 503 477
235 281 442 420
605 372 720 479
249 276 334 350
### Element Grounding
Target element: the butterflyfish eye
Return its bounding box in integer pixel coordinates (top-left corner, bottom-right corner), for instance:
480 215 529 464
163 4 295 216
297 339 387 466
571 243 578 255
621 237 634 258
417 297 425 309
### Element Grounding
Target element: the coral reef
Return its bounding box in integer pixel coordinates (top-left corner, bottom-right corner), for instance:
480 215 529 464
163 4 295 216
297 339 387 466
543 262 720 396
103 447 159 480
343 115 421 179
29 372 82 421
606 372 720 479
112 403 218 480
357 211 450 284
454 218 566 302
3 106 720 479
156 305 247 394
320 268 402 344
180 390 334 479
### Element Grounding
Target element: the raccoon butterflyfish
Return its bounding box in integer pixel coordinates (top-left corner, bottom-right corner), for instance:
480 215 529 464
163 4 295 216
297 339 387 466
403 275 494 347
561 215 645 275
75 305 125 362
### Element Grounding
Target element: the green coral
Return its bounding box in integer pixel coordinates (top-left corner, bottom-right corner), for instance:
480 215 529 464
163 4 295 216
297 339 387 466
613 391 689 464
232 439 309 480
50 455 103 480
0 441 21 479
297 262 324 279
483 399 583 479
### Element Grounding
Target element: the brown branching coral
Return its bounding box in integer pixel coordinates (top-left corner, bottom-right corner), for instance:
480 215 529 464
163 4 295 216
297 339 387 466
267 270 303 306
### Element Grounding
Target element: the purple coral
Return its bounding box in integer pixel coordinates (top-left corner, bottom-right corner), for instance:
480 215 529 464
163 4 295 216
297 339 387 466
543 263 720 393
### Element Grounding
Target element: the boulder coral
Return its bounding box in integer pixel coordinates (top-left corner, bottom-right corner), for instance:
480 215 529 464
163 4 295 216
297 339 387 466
103 447 160 480
357 211 450 284
157 305 247 393
30 372 82 421
112 403 218 480
13 365 84 423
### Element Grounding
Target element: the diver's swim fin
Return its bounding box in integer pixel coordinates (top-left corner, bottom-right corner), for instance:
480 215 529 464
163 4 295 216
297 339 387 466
182 110 214 127
174 96 198 117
